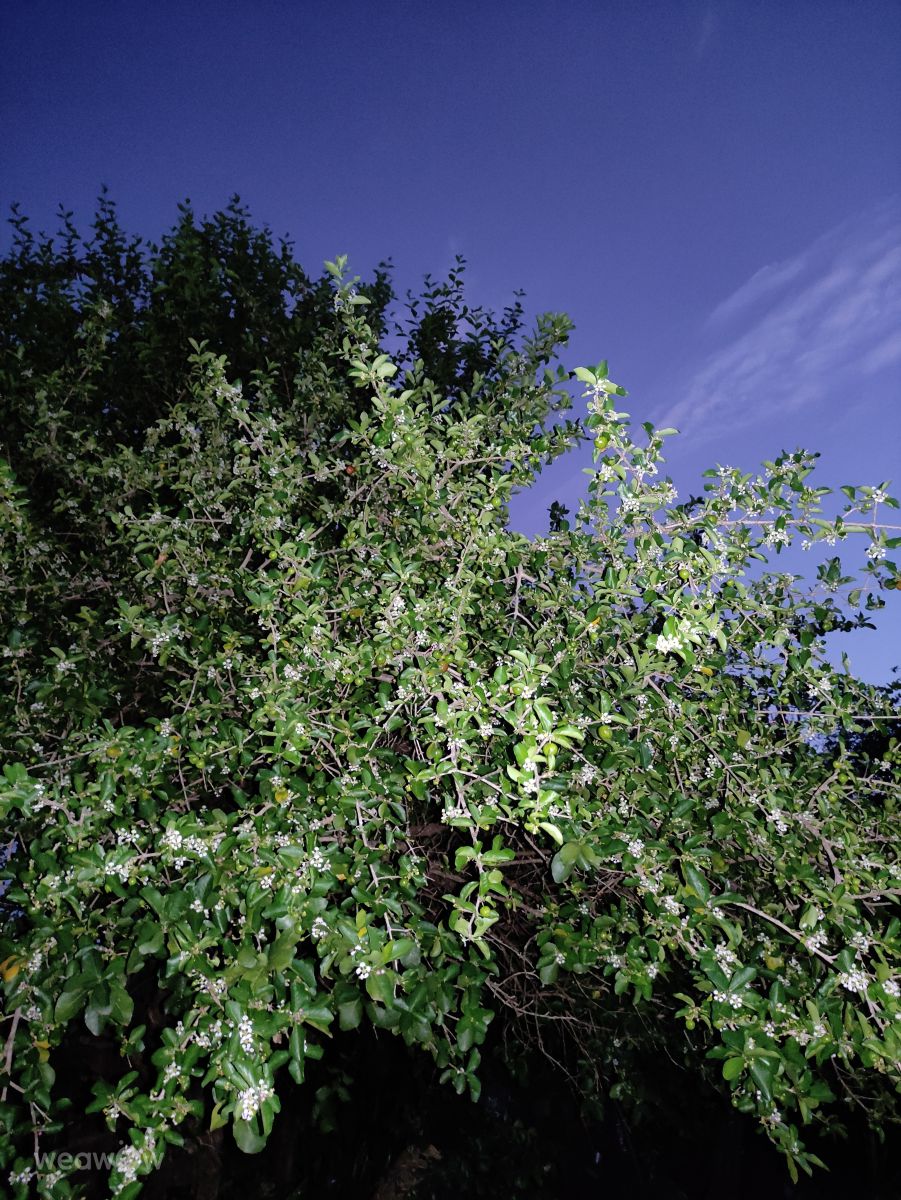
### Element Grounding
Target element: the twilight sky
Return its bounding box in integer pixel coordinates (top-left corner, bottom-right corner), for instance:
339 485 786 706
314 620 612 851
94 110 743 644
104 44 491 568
2 1 899 682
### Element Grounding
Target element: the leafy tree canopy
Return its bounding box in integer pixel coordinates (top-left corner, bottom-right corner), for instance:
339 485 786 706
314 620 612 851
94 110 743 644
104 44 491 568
0 199 899 1198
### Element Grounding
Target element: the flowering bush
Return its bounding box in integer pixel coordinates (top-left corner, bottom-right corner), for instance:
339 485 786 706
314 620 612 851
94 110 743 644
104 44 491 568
1 204 899 1197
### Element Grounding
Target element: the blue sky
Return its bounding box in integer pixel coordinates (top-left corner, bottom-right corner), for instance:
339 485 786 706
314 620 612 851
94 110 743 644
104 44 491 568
3 1 899 681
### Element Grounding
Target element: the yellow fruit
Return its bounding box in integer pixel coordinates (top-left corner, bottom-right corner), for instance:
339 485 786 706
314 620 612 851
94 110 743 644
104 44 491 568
0 956 21 982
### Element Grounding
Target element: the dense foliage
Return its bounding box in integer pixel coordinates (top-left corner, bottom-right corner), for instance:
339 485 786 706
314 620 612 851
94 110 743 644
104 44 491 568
1 201 899 1198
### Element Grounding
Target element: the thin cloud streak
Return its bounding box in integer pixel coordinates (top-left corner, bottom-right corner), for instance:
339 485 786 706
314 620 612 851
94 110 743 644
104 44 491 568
705 256 806 326
660 198 901 435
694 6 719 59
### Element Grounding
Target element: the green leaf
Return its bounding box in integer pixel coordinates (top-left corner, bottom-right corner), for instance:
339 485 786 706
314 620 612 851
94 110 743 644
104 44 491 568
683 863 710 903
233 1118 267 1154
749 1059 774 1102
539 821 563 846
550 852 570 883
54 988 86 1023
729 966 757 991
109 984 134 1026
338 998 363 1031
297 1002 333 1027
551 842 582 883
135 921 164 957
268 931 299 972
365 970 395 1005
539 962 559 985
722 1056 744 1081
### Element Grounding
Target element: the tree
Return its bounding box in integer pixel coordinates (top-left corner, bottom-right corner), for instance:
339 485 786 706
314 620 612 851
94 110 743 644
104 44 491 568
0 202 899 1198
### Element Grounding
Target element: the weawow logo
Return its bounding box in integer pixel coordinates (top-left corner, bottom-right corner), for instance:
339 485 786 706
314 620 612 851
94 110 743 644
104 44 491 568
35 1145 164 1173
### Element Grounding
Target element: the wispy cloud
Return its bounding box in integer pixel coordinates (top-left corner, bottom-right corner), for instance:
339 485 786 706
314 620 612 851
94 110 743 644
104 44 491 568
659 198 901 435
694 6 720 59
705 256 806 326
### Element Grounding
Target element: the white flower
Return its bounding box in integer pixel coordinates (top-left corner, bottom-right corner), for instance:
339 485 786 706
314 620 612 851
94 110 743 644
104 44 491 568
714 944 738 970
838 968 870 995
161 828 183 852
355 962 372 980
310 847 327 872
866 543 886 561
655 633 681 655
239 1086 261 1121
238 1014 255 1054
311 916 329 940
713 990 743 1009
766 808 789 835
763 528 791 548
626 838 645 858
882 979 899 999
386 595 406 619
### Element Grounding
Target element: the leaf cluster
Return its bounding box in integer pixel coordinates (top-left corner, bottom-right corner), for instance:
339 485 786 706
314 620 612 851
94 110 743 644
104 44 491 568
0 202 899 1198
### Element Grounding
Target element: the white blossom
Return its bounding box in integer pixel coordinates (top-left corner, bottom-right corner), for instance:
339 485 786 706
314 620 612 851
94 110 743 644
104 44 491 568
238 1014 255 1054
838 968 870 995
